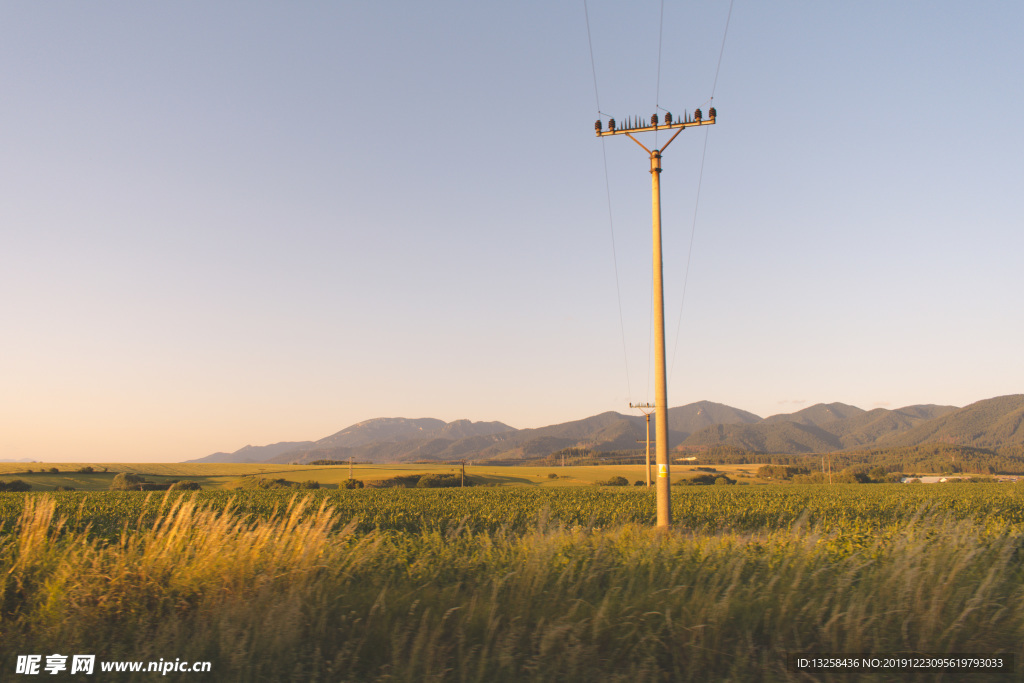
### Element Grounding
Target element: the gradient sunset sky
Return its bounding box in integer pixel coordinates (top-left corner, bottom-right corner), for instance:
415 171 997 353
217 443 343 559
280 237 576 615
2 2 1022 462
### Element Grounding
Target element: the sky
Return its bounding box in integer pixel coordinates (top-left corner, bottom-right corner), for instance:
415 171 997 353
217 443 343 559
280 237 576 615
2 1 1022 462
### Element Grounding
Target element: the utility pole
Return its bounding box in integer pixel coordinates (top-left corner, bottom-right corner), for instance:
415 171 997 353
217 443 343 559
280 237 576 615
631 402 655 487
349 456 353 480
461 460 466 487
597 107 717 528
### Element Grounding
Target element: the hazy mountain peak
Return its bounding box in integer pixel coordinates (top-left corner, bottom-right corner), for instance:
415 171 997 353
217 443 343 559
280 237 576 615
186 395 1022 464
764 402 866 426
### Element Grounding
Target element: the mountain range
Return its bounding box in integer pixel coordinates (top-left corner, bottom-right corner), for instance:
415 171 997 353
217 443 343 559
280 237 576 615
187 394 1024 464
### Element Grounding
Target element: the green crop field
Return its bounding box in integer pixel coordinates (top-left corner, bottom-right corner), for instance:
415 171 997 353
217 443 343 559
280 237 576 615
2 484 1022 680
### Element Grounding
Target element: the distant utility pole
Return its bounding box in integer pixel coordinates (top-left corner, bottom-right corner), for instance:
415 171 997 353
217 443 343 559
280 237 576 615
349 456 353 480
631 402 655 487
597 107 717 528
461 460 466 487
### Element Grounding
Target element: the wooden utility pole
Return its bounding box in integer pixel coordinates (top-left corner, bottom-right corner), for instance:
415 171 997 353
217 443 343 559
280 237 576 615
631 402 655 487
597 108 717 528
461 460 466 487
349 456 353 480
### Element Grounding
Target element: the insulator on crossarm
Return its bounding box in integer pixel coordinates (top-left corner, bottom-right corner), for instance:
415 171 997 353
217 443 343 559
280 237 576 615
709 107 716 119
608 118 616 130
665 112 672 124
695 108 702 122
651 113 658 126
595 120 602 132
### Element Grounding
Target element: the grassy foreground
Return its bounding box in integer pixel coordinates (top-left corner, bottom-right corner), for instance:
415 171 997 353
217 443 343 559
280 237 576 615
1 491 1022 681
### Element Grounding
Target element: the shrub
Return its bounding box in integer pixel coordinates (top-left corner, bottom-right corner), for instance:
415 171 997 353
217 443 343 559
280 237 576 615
547 473 559 479
834 468 872 484
110 473 149 491
416 474 464 488
234 477 297 490
756 465 809 480
77 466 95 474
634 480 645 486
366 476 422 489
675 474 717 486
297 480 321 490
341 478 364 489
48 468 59 474
596 476 629 487
0 480 31 492
791 472 829 484
54 486 76 492
168 481 202 491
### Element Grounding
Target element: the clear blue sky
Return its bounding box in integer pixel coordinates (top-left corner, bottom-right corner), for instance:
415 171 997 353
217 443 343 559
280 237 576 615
2 1 1022 461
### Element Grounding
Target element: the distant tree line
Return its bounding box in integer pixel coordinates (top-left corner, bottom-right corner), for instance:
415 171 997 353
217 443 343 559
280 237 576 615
689 443 1024 476
528 449 658 467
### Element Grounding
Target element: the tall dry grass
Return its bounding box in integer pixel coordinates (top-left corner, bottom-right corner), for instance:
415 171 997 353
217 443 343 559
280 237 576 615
1 495 1022 681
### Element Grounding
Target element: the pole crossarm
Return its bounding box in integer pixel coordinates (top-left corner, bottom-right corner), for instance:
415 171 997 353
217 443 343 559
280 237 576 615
595 108 716 137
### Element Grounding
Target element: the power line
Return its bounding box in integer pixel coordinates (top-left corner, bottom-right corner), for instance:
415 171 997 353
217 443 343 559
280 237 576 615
584 0 633 401
583 0 602 113
669 0 735 379
710 0 735 102
654 0 665 147
600 142 633 401
669 125 712 379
